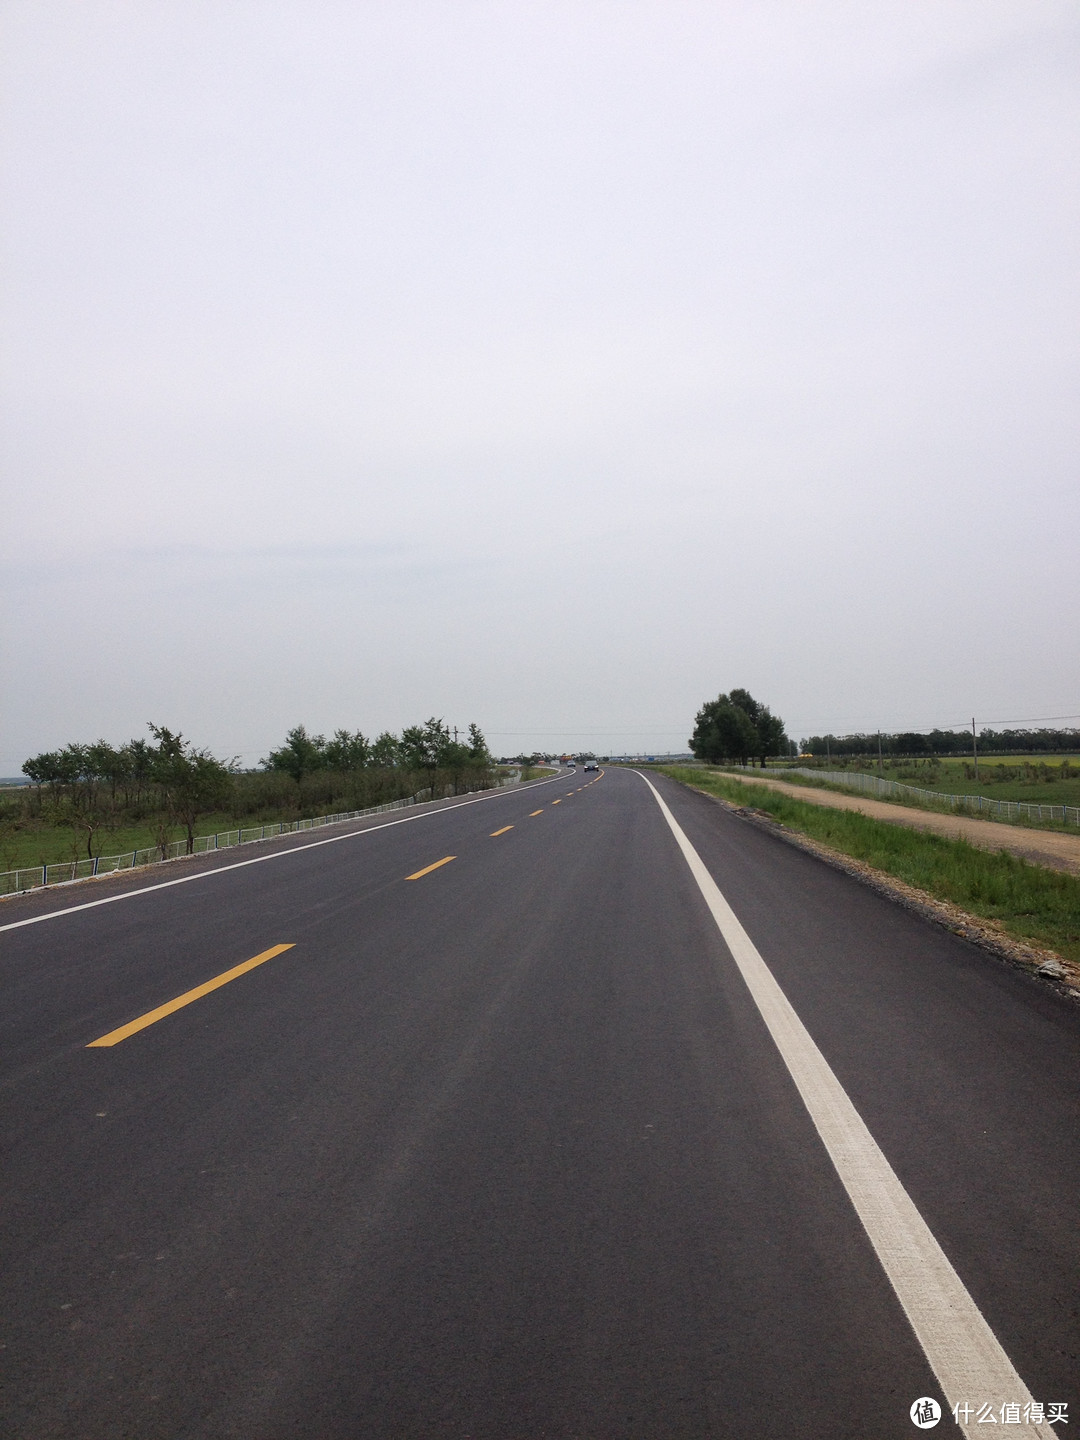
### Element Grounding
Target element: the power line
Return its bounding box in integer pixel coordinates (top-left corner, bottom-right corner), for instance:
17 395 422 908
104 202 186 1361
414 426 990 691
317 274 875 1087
792 713 1080 734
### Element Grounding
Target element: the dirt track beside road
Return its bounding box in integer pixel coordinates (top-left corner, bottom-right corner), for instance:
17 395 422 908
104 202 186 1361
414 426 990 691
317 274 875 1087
729 771 1080 875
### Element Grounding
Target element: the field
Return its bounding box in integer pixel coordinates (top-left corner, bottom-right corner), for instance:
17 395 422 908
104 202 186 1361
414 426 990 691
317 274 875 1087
0 813 242 873
780 755 1080 819
0 765 509 876
908 755 1080 806
657 766 1080 964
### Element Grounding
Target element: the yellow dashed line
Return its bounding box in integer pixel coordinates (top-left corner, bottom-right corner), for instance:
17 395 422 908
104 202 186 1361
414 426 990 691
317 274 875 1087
406 856 456 880
87 944 295 1047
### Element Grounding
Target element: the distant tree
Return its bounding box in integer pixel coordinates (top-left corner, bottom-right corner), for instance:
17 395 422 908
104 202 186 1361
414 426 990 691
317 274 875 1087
126 738 155 806
262 725 327 782
22 750 64 792
370 731 401 767
400 718 454 797
323 728 370 771
149 724 234 853
690 689 789 766
466 723 490 764
85 740 131 807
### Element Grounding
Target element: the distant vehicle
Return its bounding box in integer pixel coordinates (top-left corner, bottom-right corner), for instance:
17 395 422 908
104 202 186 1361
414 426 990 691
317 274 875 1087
584 760 599 772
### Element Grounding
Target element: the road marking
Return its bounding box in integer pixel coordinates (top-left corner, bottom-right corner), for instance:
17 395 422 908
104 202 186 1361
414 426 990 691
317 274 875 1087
551 799 562 805
490 826 514 836
406 856 456 880
0 775 567 935
529 809 544 817
635 771 1054 1440
87 944 295 1048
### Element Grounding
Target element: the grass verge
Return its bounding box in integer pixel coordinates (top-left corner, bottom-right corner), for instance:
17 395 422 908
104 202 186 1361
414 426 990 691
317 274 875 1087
656 767 1080 965
740 767 1080 833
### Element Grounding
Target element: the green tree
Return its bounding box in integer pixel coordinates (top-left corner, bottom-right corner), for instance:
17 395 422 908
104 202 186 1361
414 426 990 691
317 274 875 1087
466 723 490 764
370 731 401 767
400 717 454 797
691 697 758 764
323 728 370 771
126 738 155 807
149 724 234 853
262 725 327 782
690 689 788 766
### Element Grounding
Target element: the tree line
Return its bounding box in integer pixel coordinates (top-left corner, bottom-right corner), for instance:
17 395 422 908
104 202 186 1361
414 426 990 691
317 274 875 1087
800 727 1080 758
689 689 793 766
17 718 494 861
21 725 234 858
262 719 489 780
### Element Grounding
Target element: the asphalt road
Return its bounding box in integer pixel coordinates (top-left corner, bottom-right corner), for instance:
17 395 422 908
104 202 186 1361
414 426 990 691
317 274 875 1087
1 767 1077 1439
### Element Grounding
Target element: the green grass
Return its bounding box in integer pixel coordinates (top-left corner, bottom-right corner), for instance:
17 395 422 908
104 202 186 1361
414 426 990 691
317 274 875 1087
919 757 1080 807
657 767 1080 964
791 755 1080 809
0 812 242 872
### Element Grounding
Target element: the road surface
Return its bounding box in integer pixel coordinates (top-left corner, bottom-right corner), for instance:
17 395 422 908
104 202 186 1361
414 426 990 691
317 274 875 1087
2 767 1077 1438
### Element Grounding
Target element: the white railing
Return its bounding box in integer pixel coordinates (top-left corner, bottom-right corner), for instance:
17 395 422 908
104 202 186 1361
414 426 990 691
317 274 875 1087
0 771 528 900
724 766 1080 827
0 796 422 898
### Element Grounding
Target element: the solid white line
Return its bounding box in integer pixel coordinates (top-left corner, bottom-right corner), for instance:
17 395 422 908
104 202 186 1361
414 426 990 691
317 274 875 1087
0 776 563 935
635 771 1054 1440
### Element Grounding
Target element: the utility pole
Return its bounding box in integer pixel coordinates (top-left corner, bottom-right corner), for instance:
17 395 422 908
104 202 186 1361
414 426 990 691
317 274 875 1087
972 717 979 781
877 730 883 773
825 735 831 766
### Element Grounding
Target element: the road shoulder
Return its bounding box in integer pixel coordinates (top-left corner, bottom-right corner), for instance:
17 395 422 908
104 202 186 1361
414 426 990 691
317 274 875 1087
717 770 1080 875
683 781 1080 1002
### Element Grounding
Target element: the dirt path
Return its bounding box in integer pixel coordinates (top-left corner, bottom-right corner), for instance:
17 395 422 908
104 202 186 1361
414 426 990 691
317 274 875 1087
728 772 1080 875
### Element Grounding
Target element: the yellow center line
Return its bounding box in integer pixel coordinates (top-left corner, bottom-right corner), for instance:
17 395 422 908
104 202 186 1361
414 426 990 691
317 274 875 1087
406 855 456 879
529 809 544 816
490 825 514 836
551 799 562 805
87 944 295 1048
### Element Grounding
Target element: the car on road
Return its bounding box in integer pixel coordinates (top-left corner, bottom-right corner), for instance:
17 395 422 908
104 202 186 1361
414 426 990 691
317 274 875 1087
584 760 599 772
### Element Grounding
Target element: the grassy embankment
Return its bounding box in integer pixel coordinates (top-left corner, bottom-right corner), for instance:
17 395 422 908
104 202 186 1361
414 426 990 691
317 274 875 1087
0 765 508 873
763 754 1080 829
656 766 1080 964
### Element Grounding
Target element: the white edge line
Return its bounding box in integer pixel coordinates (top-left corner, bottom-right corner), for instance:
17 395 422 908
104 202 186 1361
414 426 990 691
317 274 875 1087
0 774 565 935
634 770 1055 1440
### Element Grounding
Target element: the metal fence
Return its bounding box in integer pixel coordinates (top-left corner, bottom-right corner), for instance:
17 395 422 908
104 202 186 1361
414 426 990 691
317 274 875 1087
0 788 464 899
725 766 1080 827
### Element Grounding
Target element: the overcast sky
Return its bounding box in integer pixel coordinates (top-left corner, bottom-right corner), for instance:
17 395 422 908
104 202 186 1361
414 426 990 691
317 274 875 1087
2 1 1078 768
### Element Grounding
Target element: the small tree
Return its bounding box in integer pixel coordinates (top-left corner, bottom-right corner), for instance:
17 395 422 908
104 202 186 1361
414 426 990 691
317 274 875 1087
261 725 327 783
400 717 453 798
370 731 401 767
149 724 234 854
323 728 370 771
467 723 490 764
